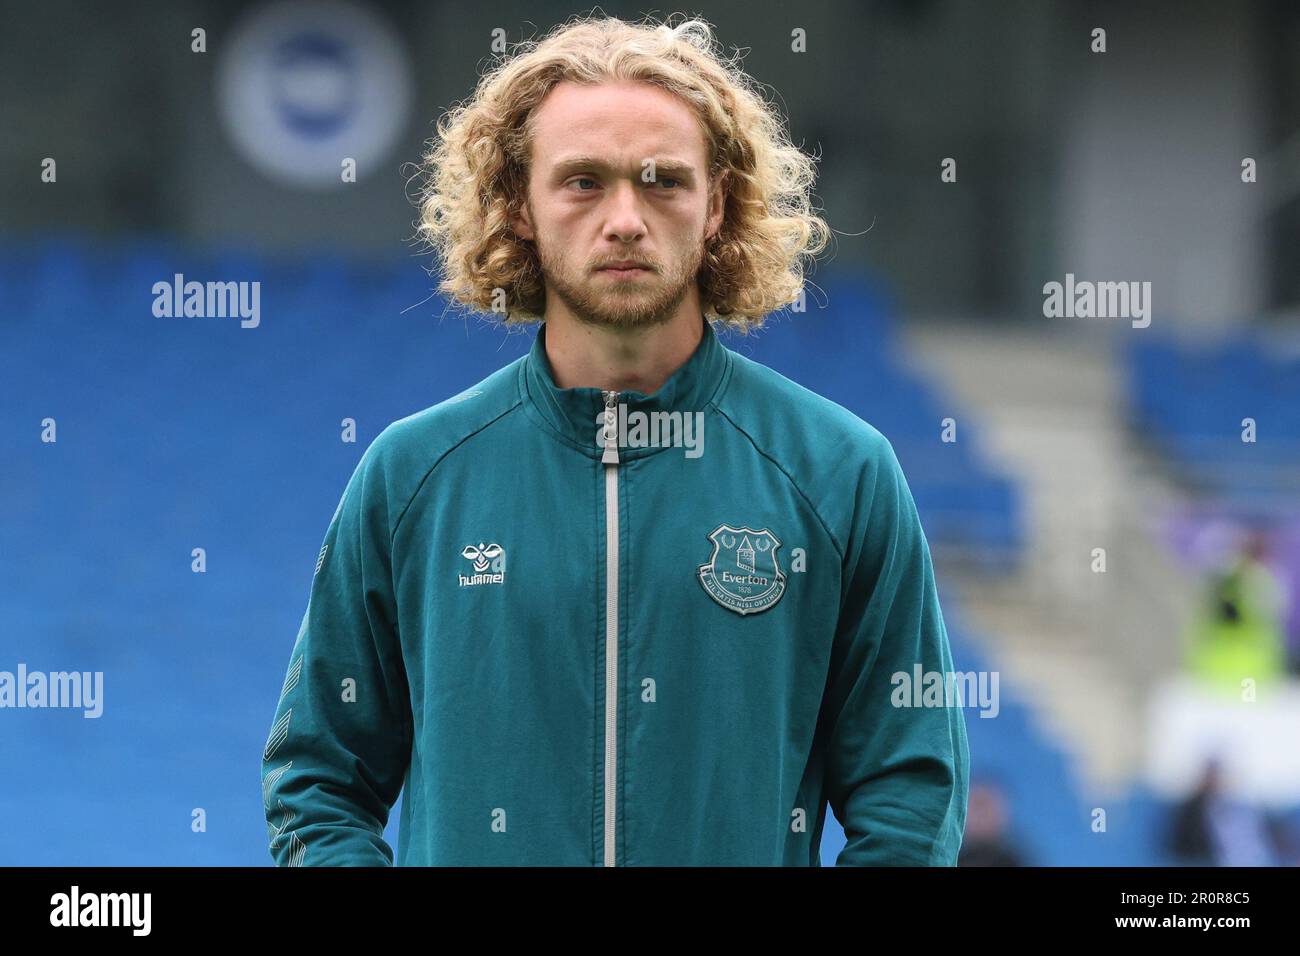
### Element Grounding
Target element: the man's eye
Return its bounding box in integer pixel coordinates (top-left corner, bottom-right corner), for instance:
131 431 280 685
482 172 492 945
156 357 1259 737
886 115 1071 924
571 177 597 191
653 177 680 189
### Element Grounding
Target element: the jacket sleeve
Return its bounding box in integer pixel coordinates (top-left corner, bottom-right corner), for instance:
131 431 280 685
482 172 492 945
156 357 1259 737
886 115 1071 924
261 435 414 866
822 434 970 865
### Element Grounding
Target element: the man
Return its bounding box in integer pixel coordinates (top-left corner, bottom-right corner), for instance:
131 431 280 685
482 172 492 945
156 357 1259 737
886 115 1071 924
262 15 968 866
1184 530 1288 687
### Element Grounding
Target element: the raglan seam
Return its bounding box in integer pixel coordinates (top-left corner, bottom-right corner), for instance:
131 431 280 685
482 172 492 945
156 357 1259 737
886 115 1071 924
389 398 524 545
709 402 847 563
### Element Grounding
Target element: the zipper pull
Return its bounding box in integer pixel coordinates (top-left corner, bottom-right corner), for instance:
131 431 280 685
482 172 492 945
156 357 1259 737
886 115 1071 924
601 390 620 465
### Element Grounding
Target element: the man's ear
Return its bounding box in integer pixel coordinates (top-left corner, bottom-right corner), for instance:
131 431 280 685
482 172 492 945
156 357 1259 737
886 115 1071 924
705 170 727 241
510 197 536 242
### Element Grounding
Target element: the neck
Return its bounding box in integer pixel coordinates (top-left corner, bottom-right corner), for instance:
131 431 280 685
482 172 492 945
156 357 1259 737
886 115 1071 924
542 308 705 394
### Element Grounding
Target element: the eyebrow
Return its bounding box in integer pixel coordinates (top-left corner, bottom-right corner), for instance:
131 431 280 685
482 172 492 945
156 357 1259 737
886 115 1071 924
549 155 700 182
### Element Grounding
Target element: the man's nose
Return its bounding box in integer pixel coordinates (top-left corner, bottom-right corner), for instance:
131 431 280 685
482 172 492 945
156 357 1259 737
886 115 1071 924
604 181 647 241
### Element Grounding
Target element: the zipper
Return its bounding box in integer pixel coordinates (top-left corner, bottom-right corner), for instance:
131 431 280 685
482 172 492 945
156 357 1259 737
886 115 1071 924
600 389 619 866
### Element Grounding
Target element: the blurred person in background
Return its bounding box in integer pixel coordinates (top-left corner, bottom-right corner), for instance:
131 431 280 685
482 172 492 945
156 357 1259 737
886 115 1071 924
958 778 1030 867
1166 757 1290 866
1184 529 1288 689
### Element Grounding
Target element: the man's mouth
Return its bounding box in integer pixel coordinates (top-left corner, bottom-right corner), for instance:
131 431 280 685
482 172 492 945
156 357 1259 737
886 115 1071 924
598 263 652 278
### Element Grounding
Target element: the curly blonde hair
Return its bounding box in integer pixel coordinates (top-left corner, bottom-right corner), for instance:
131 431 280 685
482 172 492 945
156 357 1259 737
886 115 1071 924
414 13 832 333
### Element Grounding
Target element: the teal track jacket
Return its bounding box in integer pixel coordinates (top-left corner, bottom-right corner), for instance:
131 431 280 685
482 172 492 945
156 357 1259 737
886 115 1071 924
262 316 969 866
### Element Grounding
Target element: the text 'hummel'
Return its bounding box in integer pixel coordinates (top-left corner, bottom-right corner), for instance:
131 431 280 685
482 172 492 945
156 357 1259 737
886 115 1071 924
459 542 506 586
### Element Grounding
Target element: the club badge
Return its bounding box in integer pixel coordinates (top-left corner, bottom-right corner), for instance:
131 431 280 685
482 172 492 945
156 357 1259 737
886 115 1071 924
697 524 786 615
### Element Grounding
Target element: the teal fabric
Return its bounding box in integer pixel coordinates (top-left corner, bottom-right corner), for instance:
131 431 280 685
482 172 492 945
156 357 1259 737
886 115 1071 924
262 315 969 866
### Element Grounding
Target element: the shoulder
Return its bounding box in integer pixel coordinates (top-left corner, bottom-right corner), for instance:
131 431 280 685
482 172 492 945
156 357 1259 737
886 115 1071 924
341 356 525 527
713 347 906 552
376 355 524 463
715 347 894 471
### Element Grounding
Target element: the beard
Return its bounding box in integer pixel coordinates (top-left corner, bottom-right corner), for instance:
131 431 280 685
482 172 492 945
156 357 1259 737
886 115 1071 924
533 225 706 331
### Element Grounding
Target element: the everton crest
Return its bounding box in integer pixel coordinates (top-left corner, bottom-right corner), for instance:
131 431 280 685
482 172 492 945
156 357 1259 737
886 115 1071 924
697 524 786 615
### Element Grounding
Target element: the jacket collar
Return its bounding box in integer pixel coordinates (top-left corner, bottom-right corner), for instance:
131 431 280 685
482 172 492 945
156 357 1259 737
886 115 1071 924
518 314 731 460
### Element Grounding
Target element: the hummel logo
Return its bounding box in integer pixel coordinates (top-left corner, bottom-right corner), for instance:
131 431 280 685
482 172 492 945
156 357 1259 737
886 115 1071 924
459 542 506 587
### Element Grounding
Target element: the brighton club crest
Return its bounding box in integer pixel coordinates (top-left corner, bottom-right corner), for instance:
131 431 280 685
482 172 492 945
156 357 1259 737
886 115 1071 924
697 524 787 615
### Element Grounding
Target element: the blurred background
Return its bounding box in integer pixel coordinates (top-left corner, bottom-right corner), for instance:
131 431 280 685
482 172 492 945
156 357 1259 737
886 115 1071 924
1 0 1298 865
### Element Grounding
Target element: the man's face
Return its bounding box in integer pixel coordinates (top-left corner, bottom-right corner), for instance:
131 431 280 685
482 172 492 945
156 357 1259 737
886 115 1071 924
511 79 726 329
